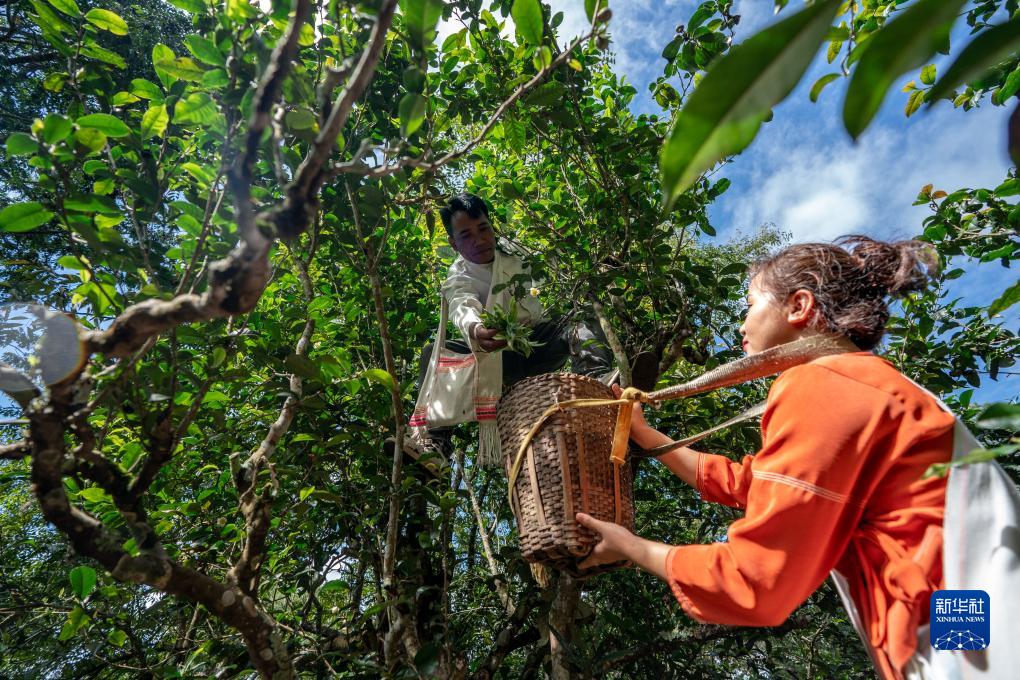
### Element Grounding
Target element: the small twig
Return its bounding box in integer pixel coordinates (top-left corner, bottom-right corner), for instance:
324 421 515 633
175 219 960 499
0 440 30 460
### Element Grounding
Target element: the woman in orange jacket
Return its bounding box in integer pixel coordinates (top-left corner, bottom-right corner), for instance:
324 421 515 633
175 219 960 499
576 236 952 680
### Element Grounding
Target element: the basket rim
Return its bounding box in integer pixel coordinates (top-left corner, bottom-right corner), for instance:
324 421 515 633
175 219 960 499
501 371 613 401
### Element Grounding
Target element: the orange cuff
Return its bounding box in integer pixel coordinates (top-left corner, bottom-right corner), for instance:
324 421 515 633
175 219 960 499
665 546 707 623
695 454 739 507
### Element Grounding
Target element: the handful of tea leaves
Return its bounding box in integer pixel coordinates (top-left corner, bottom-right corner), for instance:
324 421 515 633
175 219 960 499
480 302 543 357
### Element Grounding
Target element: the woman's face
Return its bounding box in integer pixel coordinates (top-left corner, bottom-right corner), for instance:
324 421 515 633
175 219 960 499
739 276 804 355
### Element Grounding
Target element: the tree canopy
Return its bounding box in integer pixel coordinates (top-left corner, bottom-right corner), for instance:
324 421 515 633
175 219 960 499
1 0 1017 677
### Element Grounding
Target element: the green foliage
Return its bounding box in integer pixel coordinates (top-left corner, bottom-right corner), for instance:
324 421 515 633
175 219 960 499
928 16 1020 104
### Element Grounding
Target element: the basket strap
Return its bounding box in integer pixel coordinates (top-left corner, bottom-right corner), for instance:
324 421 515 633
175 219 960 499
506 336 855 518
629 402 767 458
613 462 622 525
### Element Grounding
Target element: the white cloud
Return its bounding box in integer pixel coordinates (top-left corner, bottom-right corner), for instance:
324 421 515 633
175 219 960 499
717 101 1012 244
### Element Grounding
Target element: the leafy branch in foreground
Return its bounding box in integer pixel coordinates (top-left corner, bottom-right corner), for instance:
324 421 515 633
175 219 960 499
661 0 1020 201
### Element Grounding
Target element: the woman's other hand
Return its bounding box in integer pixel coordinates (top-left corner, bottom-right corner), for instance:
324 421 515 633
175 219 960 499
575 512 672 579
576 512 638 570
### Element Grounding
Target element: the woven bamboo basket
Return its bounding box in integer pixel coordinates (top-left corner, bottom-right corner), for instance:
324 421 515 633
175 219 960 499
498 373 635 577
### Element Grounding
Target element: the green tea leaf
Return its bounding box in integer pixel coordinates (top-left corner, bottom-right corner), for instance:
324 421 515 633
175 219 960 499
584 0 608 24
843 0 966 139
74 127 107 152
130 78 163 101
226 0 258 21
201 68 230 88
84 8 128 35
988 281 1019 318
153 44 205 82
31 0 73 33
79 42 127 69
152 44 177 86
47 0 80 18
975 402 1020 430
995 66 1020 104
6 133 39 156
64 193 120 214
69 565 97 599
362 368 397 392
185 34 226 66
141 104 169 139
167 0 205 13
43 113 72 143
399 0 443 51
174 93 218 124
76 113 131 138
511 0 543 46
904 89 924 117
111 91 140 106
180 162 215 184
57 255 85 270
58 606 89 641
0 202 53 232
159 56 205 82
809 73 839 103
660 0 838 206
43 71 68 92
399 93 426 137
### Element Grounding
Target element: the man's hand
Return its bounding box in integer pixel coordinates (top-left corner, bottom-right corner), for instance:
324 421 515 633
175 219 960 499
471 324 508 352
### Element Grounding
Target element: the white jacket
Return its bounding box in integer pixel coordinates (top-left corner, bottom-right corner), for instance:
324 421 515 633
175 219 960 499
441 244 544 352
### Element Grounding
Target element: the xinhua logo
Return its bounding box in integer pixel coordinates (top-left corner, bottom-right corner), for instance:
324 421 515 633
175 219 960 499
930 590 990 651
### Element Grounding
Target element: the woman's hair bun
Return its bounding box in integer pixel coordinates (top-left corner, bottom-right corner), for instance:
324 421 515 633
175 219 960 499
837 235 937 298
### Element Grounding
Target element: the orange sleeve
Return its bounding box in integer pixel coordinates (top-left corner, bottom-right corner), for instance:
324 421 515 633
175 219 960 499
696 452 756 508
665 364 894 627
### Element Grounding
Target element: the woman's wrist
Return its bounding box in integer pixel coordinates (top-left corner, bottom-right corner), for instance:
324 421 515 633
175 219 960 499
631 425 671 451
627 534 673 580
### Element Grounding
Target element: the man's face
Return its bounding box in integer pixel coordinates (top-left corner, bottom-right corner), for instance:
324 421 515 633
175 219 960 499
448 210 496 264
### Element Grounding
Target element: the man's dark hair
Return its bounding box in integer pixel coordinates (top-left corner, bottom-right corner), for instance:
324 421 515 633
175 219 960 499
439 193 490 237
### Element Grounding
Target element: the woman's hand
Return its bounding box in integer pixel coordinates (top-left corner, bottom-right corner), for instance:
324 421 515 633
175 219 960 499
575 512 637 570
612 384 656 448
576 512 673 579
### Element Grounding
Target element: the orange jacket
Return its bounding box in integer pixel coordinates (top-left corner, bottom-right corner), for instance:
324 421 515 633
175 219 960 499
665 352 954 679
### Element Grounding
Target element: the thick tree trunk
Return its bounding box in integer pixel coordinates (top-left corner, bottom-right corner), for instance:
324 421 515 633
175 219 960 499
548 572 581 680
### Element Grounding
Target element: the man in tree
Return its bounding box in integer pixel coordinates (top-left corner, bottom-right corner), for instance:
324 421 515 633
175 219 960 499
394 193 654 472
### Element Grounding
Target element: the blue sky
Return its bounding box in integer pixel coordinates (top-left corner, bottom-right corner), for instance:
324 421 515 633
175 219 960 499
449 0 1018 403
